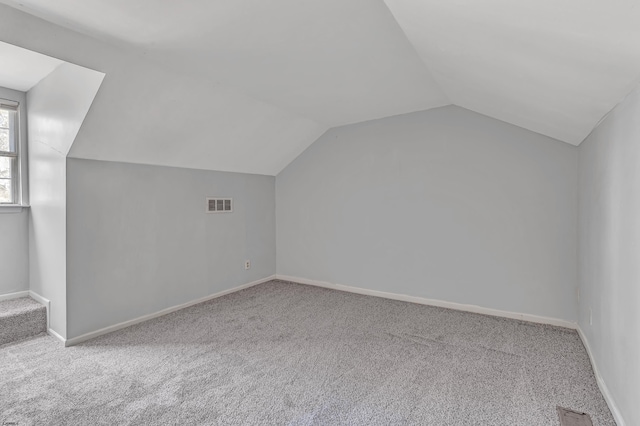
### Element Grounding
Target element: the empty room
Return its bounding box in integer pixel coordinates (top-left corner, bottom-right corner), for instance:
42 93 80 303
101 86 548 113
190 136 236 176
0 1 638 425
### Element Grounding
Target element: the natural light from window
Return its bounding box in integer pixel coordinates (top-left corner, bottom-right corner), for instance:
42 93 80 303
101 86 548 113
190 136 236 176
0 103 18 204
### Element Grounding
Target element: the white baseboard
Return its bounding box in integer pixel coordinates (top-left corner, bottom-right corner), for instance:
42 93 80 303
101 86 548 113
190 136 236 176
576 327 625 426
28 291 51 330
0 290 29 302
65 275 276 347
54 273 625 425
276 275 577 329
47 327 66 344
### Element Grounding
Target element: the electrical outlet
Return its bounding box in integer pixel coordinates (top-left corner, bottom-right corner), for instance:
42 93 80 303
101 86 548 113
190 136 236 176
589 307 593 326
244 260 251 270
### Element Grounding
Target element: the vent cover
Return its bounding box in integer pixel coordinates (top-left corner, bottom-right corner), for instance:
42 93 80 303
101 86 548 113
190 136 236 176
206 198 233 213
557 407 593 426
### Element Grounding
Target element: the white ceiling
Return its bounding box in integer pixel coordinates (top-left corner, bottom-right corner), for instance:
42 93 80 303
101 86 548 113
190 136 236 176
0 0 449 127
1 0 639 171
66 62 328 176
383 0 640 145
0 41 62 92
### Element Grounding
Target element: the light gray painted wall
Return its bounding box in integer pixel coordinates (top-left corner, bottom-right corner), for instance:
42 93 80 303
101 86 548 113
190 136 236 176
0 209 28 294
66 158 276 339
27 63 103 338
277 106 578 322
0 86 28 295
27 109 66 336
578 86 640 426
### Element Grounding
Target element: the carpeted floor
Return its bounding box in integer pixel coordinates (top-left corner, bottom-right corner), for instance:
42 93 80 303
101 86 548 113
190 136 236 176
1 280 614 425
0 297 46 346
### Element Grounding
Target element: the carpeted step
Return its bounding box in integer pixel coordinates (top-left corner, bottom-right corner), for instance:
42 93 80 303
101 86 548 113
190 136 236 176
0 297 47 346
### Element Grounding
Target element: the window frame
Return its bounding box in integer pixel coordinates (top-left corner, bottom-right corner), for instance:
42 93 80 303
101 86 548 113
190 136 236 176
0 99 21 206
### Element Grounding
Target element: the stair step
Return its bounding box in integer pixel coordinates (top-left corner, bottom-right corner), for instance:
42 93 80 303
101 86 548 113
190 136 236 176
0 297 47 346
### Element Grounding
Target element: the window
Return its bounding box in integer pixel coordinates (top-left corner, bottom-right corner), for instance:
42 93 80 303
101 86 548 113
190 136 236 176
0 101 19 204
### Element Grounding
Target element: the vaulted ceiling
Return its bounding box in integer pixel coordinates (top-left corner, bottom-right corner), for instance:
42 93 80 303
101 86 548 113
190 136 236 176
1 0 639 173
384 0 640 145
1 0 449 128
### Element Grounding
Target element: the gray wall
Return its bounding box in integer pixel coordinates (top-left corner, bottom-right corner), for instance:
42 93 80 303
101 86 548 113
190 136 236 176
578 86 640 426
0 86 28 295
27 62 103 338
66 159 276 339
0 209 28 294
277 106 579 322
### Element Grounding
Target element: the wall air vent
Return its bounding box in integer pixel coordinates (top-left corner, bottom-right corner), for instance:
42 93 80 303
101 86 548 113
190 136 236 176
206 198 233 213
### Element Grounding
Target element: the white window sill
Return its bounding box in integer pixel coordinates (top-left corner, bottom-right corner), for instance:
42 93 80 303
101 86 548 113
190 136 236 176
0 205 29 213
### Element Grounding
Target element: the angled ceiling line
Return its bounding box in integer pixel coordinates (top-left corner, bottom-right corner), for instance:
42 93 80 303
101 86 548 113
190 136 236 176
382 0 640 147
0 3 330 176
578 74 640 146
3 0 640 165
380 1 454 108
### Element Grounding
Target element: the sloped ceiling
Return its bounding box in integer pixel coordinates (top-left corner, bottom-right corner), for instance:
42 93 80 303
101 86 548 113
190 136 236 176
28 61 104 157
0 41 62 92
383 0 640 145
0 5 328 175
66 62 329 176
0 0 449 127
1 0 639 174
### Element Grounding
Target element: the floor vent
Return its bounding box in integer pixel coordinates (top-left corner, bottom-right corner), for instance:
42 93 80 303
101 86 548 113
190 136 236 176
557 407 593 426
